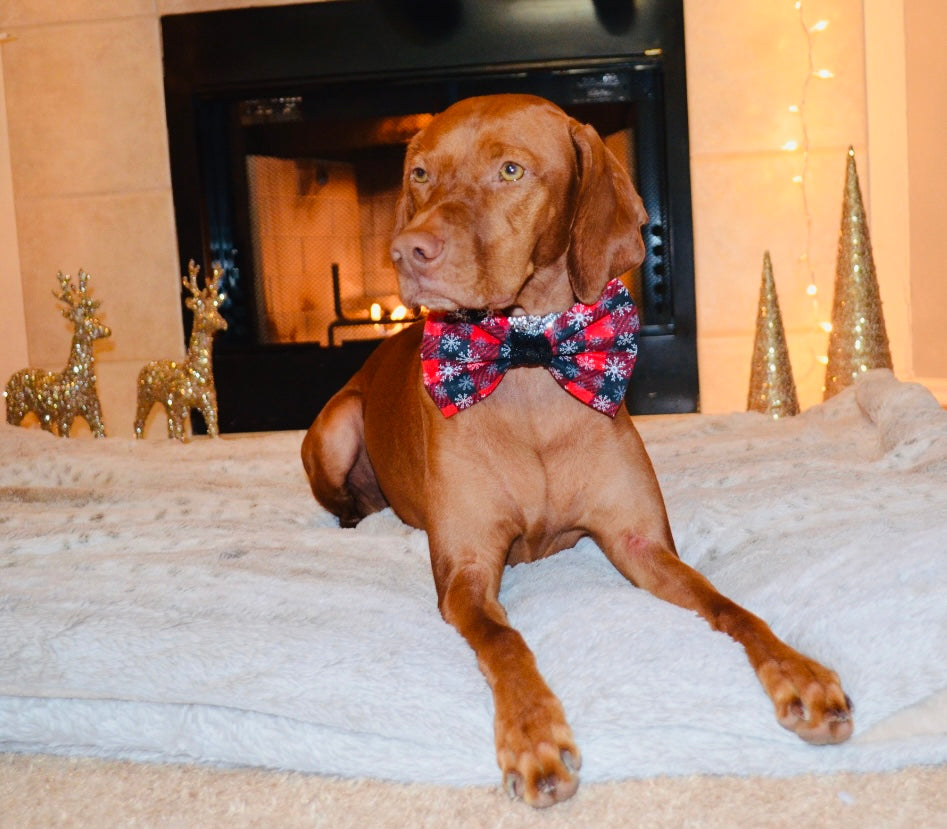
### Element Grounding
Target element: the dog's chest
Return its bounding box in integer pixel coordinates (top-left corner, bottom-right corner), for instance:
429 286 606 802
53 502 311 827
451 369 619 556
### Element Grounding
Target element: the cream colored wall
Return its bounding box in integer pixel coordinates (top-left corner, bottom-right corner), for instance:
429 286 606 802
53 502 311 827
903 0 947 385
861 0 947 402
0 42 29 391
0 1 185 438
863 0 913 400
0 0 941 438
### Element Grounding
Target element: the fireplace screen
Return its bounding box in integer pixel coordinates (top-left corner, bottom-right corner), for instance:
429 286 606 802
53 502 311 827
244 109 643 347
246 153 406 345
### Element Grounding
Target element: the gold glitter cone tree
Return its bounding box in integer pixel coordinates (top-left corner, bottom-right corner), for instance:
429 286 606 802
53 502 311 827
747 251 799 418
823 147 892 399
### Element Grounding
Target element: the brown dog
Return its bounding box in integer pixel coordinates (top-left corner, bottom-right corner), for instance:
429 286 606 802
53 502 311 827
301 94 852 807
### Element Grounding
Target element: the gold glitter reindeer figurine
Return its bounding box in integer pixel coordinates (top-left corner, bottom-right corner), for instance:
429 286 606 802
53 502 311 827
134 260 227 440
4 269 111 437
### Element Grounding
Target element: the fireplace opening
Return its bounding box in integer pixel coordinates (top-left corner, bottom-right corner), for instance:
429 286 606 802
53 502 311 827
162 0 698 432
242 84 653 349
242 109 428 348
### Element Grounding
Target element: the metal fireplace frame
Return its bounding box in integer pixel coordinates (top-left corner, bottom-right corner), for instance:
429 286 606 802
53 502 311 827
162 0 698 432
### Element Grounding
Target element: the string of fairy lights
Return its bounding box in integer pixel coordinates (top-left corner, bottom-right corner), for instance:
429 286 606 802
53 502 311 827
785 0 834 379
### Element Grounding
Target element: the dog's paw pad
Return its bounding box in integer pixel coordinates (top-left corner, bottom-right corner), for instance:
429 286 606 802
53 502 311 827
499 746 581 807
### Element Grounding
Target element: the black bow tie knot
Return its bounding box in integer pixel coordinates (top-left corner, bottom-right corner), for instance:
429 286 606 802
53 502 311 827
507 329 554 368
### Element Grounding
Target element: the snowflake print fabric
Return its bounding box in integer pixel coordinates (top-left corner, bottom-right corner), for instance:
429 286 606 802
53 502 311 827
420 278 639 417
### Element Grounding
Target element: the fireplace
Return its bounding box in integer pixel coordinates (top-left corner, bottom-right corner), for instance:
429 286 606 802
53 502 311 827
162 0 697 432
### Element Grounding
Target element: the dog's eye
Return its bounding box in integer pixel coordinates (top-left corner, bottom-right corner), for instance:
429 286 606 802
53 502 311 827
410 167 429 184
499 162 525 182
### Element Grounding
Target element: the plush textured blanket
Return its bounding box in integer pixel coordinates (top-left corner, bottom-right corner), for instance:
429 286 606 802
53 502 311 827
1 369 945 785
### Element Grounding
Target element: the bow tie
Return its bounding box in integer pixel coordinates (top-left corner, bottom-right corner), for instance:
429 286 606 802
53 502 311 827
420 278 639 418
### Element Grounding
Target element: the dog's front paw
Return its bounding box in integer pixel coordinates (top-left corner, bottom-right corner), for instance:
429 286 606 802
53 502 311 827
758 652 854 744
495 693 581 808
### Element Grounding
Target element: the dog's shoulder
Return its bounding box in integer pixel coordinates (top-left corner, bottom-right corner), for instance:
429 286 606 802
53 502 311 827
360 322 423 379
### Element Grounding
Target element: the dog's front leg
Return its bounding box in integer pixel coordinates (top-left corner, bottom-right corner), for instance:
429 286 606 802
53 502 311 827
430 539 581 807
598 526 854 745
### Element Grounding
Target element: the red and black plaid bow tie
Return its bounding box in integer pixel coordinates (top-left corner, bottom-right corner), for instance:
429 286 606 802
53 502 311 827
420 279 639 417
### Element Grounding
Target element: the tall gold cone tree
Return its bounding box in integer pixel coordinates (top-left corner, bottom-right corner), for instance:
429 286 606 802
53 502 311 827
747 251 799 418
823 147 892 399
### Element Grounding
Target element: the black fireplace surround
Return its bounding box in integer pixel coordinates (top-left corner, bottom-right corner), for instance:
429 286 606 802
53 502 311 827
162 0 698 432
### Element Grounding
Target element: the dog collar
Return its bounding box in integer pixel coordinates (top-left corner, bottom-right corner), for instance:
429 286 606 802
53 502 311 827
420 279 639 417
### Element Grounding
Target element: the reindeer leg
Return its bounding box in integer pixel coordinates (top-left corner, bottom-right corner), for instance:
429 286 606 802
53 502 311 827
38 412 56 434
202 395 219 438
159 399 178 440
134 399 151 439
170 407 186 441
86 398 106 438
5 392 25 425
162 407 173 439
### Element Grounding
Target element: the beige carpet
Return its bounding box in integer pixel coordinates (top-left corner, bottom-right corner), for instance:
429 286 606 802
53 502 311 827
1 754 944 828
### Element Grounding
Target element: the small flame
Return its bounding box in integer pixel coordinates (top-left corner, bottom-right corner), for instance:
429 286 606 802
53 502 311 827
370 303 382 322
389 305 408 321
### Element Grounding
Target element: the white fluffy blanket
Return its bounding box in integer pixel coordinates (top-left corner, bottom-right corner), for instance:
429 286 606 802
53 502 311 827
1 370 945 784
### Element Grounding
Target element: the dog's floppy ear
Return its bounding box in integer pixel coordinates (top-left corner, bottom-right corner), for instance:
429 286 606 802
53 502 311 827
567 121 648 304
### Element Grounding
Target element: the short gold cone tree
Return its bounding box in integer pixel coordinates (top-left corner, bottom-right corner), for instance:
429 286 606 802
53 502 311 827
747 251 799 419
823 147 892 399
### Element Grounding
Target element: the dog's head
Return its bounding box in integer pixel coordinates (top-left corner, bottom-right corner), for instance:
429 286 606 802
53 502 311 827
390 94 648 313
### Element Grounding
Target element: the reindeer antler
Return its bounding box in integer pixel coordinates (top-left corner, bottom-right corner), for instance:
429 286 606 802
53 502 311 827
182 259 226 302
54 269 101 315
208 261 225 296
76 269 101 310
182 259 203 297
53 271 76 308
